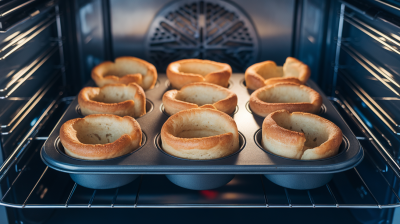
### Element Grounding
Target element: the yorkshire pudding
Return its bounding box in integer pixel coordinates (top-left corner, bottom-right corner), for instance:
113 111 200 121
245 57 310 90
262 110 342 160
161 108 239 160
166 59 232 89
249 83 322 117
162 82 237 115
60 114 142 160
78 83 146 118
91 56 157 90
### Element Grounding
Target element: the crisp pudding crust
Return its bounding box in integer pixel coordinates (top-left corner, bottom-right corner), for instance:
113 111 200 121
60 114 142 160
78 83 146 117
245 57 310 90
162 82 237 115
249 82 322 117
262 110 342 160
91 56 157 90
161 108 239 160
166 59 232 89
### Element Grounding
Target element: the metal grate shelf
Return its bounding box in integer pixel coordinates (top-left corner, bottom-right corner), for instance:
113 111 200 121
0 99 399 209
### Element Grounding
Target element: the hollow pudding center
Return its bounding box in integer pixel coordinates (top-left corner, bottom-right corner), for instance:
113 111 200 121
104 60 147 77
175 86 228 106
257 86 312 104
170 112 230 138
73 118 133 144
272 113 330 150
178 62 222 77
91 86 136 104
256 63 283 79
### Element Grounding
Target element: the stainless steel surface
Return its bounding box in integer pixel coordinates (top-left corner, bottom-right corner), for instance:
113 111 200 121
0 87 62 182
0 14 54 89
0 1 64 197
0 1 399 224
0 71 60 134
0 45 58 98
111 0 295 68
145 0 259 72
0 16 55 60
0 0 55 33
296 0 329 82
333 94 400 179
55 4 66 87
332 3 345 96
333 1 400 187
341 44 400 97
0 1 37 18
344 14 400 57
339 66 400 134
1 157 400 208
74 0 106 85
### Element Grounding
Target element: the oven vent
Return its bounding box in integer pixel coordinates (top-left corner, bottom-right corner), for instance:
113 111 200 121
146 0 259 72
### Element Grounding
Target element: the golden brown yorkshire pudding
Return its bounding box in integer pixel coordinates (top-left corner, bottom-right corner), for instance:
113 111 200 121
78 83 146 118
249 83 322 117
91 56 157 90
162 82 237 115
262 110 342 160
161 108 239 160
60 114 142 160
166 59 232 89
245 57 310 90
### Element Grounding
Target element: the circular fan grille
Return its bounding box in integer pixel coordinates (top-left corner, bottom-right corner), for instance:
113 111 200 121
146 0 259 72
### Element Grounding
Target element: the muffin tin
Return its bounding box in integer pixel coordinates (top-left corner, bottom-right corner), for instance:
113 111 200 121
41 74 363 190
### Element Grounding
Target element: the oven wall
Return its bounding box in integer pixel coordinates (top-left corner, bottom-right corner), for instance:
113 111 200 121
110 0 295 71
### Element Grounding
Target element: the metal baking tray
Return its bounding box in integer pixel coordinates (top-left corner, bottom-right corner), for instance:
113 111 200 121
41 74 363 190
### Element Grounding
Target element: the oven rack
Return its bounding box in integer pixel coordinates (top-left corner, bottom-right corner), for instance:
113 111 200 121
332 0 400 189
0 0 66 183
0 98 399 209
0 0 56 33
0 86 63 182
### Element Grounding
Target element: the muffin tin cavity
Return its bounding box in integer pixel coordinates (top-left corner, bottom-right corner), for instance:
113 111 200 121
155 131 246 162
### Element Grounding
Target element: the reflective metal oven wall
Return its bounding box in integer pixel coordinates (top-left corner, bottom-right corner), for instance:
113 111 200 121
110 0 295 72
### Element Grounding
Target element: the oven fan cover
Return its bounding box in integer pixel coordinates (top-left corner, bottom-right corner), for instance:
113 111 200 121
146 0 259 72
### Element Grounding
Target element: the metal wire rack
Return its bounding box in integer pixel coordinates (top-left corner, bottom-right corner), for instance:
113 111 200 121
0 98 399 209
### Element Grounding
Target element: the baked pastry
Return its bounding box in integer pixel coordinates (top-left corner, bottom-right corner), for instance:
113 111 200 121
249 83 322 117
60 114 142 160
262 110 342 160
161 108 239 160
92 56 157 90
245 57 310 90
166 59 232 89
162 82 237 115
78 83 146 118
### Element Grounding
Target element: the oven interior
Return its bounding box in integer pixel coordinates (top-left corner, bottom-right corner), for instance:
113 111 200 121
1 0 400 223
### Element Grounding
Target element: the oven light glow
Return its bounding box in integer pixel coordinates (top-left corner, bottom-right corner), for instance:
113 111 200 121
200 190 218 199
354 106 373 128
30 117 38 127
